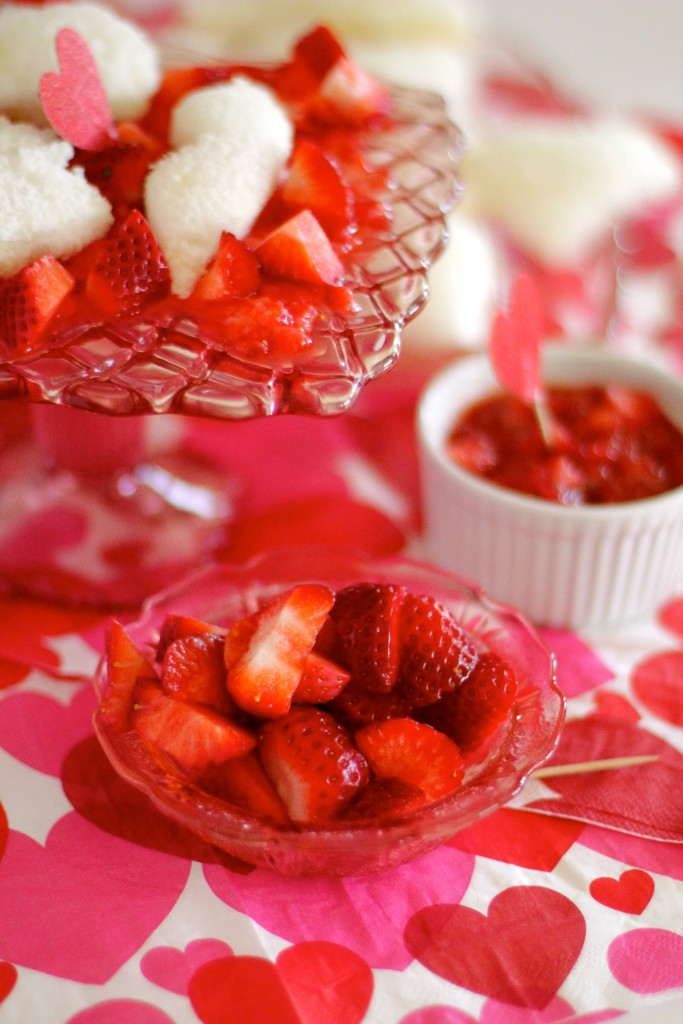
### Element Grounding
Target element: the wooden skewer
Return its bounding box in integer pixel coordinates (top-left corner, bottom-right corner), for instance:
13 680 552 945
533 754 659 779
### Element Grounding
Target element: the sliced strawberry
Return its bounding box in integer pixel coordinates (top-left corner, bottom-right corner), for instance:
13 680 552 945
226 584 335 718
191 232 261 301
345 776 427 821
312 57 391 127
258 705 370 823
330 582 406 693
354 717 465 801
85 209 170 315
0 255 74 359
280 139 354 238
132 678 255 773
292 651 350 704
209 291 321 362
292 26 347 83
161 633 233 714
75 122 163 218
156 613 227 660
418 652 518 752
398 594 478 707
329 679 411 728
199 750 288 823
256 210 344 287
99 619 157 731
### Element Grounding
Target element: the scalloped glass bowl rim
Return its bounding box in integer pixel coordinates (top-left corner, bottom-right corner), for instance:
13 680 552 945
93 548 564 873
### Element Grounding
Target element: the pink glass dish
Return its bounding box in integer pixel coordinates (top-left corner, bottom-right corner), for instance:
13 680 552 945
0 84 462 419
92 548 564 876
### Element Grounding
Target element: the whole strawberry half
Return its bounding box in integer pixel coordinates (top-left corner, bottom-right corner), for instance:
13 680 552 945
99 619 157 731
330 582 406 693
418 652 518 752
258 705 370 823
398 594 478 707
85 208 170 315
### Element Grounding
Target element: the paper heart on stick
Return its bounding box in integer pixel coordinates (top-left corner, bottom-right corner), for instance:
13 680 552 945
40 29 116 151
489 274 543 405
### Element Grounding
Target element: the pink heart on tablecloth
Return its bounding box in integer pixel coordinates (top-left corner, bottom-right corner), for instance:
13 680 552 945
0 684 94 776
204 844 475 971
590 869 654 915
66 1001 176 1024
630 650 683 727
527 717 683 841
0 813 188 983
62 735 250 868
537 628 614 698
448 807 584 871
398 1008 477 1023
142 939 234 995
404 885 586 1009
608 928 683 993
188 942 373 1024
480 996 621 1023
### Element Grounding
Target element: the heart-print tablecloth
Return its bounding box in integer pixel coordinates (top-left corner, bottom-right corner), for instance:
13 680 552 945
0 391 681 1024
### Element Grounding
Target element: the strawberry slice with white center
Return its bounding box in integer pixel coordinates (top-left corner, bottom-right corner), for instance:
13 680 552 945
98 619 157 731
133 678 255 773
355 717 465 801
258 705 370 823
280 138 354 238
226 584 335 718
0 255 74 359
255 210 344 287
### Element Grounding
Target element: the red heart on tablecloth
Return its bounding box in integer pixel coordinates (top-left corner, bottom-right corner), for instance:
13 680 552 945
658 596 683 640
0 813 188 983
40 29 115 151
188 942 373 1024
528 717 683 841
0 656 29 690
0 594 103 676
0 961 17 1004
65 1000 176 1024
448 807 584 870
142 939 234 995
0 684 94 776
590 870 654 914
631 650 683 727
62 735 250 869
404 886 586 1009
0 802 7 863
593 692 640 722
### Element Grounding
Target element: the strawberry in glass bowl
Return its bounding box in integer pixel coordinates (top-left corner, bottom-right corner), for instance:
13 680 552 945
92 548 563 876
0 2 462 606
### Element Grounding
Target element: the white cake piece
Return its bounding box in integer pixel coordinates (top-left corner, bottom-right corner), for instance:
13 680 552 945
461 117 682 267
145 78 293 298
0 1 161 123
0 116 112 278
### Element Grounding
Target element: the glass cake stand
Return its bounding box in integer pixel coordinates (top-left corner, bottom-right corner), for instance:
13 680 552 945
0 84 463 608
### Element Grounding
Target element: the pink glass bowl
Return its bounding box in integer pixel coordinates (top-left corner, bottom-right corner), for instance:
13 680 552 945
0 85 462 419
92 547 564 876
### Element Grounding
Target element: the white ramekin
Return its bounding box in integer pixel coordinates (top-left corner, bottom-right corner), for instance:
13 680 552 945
416 345 683 630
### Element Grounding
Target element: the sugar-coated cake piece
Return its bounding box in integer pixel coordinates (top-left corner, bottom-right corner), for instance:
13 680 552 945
0 1 161 123
461 117 682 266
145 77 294 297
0 116 112 277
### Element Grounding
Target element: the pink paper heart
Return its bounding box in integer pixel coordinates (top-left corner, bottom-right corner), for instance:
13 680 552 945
608 928 683 994
0 813 188 983
142 939 234 995
188 941 373 1024
631 650 683 727
40 28 115 151
66 1001 176 1024
590 869 655 915
404 885 586 1009
0 684 94 776
204 843 475 971
489 274 543 404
